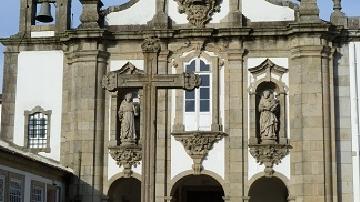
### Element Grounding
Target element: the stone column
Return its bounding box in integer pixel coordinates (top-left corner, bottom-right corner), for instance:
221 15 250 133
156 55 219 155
19 0 36 34
79 0 102 29
330 0 347 26
56 0 72 32
155 49 170 202
226 0 242 26
0 46 19 142
299 0 320 22
61 31 108 201
149 0 169 28
225 46 246 202
211 57 221 131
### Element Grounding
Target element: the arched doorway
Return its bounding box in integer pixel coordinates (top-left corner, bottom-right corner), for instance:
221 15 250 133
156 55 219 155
249 177 288 202
108 178 141 202
171 174 224 202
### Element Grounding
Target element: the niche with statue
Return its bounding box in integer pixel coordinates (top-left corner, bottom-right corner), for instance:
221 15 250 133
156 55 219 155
248 59 292 177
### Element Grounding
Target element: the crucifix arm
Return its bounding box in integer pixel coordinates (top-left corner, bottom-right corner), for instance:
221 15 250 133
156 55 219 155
102 72 201 92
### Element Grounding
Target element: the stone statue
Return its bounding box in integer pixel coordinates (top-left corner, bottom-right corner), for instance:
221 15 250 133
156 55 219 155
118 93 139 144
258 90 279 143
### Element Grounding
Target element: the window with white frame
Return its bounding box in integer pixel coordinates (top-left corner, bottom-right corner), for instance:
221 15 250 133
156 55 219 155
31 182 44 202
0 175 4 202
184 59 212 130
9 178 23 202
24 106 52 152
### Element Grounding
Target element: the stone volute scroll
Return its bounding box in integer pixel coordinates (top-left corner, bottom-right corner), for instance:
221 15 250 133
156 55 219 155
175 0 222 28
248 59 292 177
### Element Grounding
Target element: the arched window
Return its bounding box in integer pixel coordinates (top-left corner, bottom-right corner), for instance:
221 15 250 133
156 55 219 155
184 59 212 131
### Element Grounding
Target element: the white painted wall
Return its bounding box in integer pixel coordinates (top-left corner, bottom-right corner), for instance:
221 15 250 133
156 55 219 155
13 51 63 161
31 31 55 38
247 58 290 180
0 164 64 202
242 0 294 22
105 0 156 25
107 60 144 180
349 42 360 202
169 0 293 24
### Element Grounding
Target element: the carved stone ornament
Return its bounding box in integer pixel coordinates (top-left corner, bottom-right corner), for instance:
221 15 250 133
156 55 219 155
176 0 222 28
109 144 142 178
101 62 144 92
172 131 226 174
249 143 292 177
183 72 201 91
141 38 161 53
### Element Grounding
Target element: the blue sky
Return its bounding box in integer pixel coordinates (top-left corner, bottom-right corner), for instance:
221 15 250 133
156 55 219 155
0 0 359 92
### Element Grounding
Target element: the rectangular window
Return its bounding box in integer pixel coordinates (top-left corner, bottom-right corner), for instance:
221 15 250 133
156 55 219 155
9 178 23 202
28 113 48 149
185 90 195 112
31 183 44 202
0 175 4 202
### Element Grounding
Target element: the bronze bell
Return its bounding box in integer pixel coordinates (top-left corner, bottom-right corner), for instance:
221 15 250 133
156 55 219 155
36 0 54 23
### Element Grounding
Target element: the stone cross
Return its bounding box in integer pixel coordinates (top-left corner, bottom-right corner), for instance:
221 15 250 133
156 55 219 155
102 38 201 202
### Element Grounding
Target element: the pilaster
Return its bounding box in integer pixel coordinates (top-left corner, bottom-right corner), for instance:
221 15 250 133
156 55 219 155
61 31 108 201
225 47 246 202
289 40 335 202
0 47 19 142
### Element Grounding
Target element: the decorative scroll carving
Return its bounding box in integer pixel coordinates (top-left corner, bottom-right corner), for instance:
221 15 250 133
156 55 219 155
109 144 142 178
176 0 222 28
249 143 292 177
172 131 226 174
183 72 201 91
102 71 117 92
141 38 161 53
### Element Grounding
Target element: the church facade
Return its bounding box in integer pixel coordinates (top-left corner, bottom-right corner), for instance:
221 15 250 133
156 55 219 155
0 0 360 201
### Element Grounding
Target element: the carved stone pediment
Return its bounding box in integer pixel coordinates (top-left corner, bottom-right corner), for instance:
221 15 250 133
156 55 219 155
249 143 292 177
248 59 289 94
176 0 222 28
109 144 142 178
118 62 144 75
249 59 288 79
172 131 226 174
101 62 144 92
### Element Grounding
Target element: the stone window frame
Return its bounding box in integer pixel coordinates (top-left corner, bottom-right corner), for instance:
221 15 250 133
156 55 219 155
30 180 45 202
173 51 222 132
24 106 52 153
8 172 25 202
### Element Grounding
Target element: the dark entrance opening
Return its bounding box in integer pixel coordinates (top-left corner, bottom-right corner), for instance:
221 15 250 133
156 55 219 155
108 178 141 202
171 174 224 202
249 177 288 202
